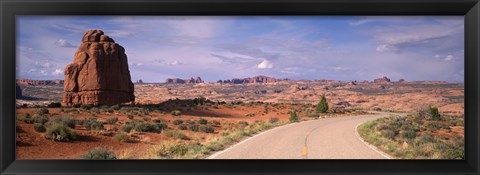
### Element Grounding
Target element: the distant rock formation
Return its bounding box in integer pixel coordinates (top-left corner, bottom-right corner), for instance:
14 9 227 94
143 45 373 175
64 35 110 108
62 29 135 106
16 84 22 99
398 79 406 83
166 77 203 84
16 79 64 86
136 79 144 84
373 76 391 83
219 75 284 84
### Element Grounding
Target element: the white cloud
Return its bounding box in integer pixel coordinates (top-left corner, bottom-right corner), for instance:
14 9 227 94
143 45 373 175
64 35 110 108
167 60 182 65
54 39 76 48
52 69 63 75
257 59 273 69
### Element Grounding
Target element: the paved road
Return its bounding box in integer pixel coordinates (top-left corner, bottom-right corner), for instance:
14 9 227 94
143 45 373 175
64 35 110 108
209 112 400 159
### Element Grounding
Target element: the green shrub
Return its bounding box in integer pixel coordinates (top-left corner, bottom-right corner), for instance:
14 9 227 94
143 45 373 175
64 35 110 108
81 118 104 130
122 124 134 133
113 134 131 142
47 102 62 108
127 114 134 120
106 117 119 124
81 104 93 110
165 130 190 140
316 95 329 113
36 108 49 115
199 125 214 133
172 119 184 125
428 106 442 121
178 124 188 130
212 120 221 125
238 121 249 127
171 110 182 116
50 116 77 128
81 147 117 160
289 110 299 122
372 107 382 111
426 122 449 131
381 129 396 139
402 129 417 139
199 118 208 125
23 117 35 124
45 123 77 142
269 117 279 123
143 116 151 122
33 123 46 132
111 105 121 111
189 124 200 132
32 115 49 124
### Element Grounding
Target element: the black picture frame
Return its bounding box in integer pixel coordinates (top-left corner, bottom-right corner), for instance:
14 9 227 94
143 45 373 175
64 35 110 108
1 0 479 174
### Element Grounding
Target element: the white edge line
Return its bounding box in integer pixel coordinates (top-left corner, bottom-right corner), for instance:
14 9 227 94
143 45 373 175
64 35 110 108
207 119 318 159
354 121 393 159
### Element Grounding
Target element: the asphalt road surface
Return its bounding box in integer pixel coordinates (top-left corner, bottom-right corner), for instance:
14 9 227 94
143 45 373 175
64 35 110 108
209 112 400 159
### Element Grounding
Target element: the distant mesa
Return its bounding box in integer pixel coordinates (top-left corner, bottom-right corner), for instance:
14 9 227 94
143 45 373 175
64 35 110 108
398 79 406 83
373 76 391 83
166 77 204 84
63 29 135 106
16 79 64 86
136 79 144 84
218 75 286 84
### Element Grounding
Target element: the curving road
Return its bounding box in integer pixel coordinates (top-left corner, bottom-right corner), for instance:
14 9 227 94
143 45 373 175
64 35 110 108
208 112 401 159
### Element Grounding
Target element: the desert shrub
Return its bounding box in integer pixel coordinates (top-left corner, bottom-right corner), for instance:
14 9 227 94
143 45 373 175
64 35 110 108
194 96 207 105
153 118 164 123
130 121 166 133
165 130 190 140
426 122 449 131
415 132 436 145
178 124 188 130
122 124 134 133
81 147 117 160
151 143 189 158
45 123 76 142
199 125 214 133
428 106 442 121
47 102 62 108
143 116 151 122
114 134 131 143
81 118 104 130
23 113 31 118
289 110 299 122
238 121 249 127
381 129 396 139
185 120 195 125
23 117 35 124
269 117 279 123
188 124 200 132
81 104 93 110
50 115 77 128
316 95 329 113
171 110 182 116
172 119 184 125
32 115 49 124
36 108 49 115
33 123 46 132
402 129 417 140
127 114 134 120
107 109 114 113
372 107 382 111
198 118 208 125
106 117 119 124
111 105 121 111
212 120 221 125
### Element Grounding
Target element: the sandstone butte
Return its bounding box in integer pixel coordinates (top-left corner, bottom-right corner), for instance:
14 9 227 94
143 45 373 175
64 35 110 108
62 29 135 106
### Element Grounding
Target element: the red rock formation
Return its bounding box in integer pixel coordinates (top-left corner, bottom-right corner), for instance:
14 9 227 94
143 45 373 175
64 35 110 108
16 79 64 86
166 77 203 84
373 76 391 83
62 29 134 106
220 75 282 84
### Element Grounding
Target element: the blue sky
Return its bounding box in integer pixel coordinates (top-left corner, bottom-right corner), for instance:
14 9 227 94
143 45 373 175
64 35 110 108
16 16 464 83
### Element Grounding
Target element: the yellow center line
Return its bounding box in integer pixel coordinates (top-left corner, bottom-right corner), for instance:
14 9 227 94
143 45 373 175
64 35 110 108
303 146 308 156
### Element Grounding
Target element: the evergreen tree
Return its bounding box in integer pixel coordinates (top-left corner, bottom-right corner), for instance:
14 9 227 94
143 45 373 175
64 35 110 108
316 95 329 113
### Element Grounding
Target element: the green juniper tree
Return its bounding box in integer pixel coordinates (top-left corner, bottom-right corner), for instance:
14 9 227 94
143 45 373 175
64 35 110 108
316 95 329 113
